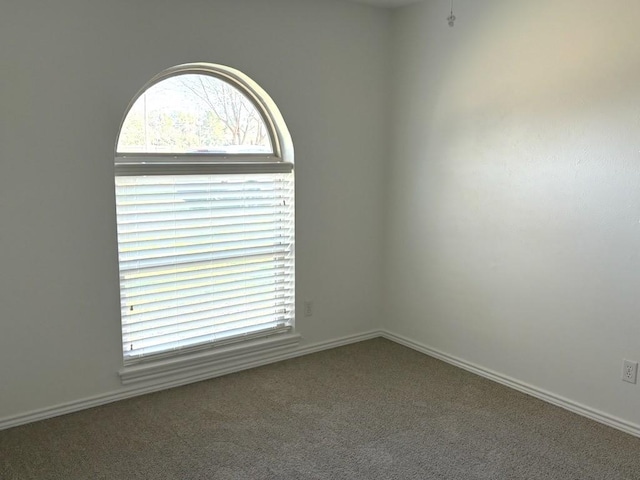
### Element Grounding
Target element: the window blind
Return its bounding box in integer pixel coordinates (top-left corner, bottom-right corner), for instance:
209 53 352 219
115 172 295 362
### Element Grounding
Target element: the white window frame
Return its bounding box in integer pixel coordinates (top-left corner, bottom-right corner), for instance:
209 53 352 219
114 63 298 383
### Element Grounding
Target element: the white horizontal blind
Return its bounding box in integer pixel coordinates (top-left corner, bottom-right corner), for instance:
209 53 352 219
115 172 294 362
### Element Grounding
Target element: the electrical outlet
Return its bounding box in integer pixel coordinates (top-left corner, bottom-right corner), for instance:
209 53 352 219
304 300 313 317
622 360 638 384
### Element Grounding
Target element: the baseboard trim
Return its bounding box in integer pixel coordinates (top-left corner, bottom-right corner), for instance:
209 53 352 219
380 330 640 439
4 329 639 439
0 330 381 431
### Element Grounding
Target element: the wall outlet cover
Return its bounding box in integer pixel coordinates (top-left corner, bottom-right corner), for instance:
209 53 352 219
622 360 638 384
304 300 313 317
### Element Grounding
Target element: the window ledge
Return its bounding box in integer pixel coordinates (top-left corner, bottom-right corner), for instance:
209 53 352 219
118 333 302 385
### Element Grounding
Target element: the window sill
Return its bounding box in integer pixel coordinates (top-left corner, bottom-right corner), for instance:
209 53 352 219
118 332 302 385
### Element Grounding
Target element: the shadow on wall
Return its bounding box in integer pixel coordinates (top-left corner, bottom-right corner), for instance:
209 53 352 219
388 0 640 368
441 0 640 118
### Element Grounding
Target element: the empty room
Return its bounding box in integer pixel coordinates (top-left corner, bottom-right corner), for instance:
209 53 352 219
1 0 639 478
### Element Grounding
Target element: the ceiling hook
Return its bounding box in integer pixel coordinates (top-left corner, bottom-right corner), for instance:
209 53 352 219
447 0 456 27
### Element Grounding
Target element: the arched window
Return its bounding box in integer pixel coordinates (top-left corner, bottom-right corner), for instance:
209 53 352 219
115 64 294 364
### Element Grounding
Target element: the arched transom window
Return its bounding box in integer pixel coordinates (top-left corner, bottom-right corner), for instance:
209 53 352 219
115 64 294 364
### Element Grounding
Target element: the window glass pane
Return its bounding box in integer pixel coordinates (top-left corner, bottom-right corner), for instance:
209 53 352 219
117 74 273 155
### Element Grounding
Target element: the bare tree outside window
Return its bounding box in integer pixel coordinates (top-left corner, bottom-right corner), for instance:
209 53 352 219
118 74 272 154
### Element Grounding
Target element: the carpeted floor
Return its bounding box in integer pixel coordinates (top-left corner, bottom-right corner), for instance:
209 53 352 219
1 338 639 479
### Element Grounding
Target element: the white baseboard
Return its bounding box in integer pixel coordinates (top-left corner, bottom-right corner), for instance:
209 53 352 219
380 329 640 439
0 330 381 431
3 329 639 440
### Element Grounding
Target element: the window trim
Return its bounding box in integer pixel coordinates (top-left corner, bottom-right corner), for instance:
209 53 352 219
115 63 297 379
115 62 294 163
114 160 293 177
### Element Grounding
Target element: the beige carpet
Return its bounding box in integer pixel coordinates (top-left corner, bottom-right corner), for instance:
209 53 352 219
1 338 639 479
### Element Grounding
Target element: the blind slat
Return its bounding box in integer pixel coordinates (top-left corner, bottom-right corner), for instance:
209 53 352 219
116 206 290 224
123 292 295 334
119 229 290 253
122 272 291 306
122 263 292 294
121 258 293 288
118 243 292 271
124 300 293 340
124 311 290 349
116 212 290 230
120 250 293 279
122 290 293 328
119 222 286 243
117 189 287 205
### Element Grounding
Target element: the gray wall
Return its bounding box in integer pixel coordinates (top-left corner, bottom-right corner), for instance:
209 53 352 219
386 0 640 427
0 0 389 420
